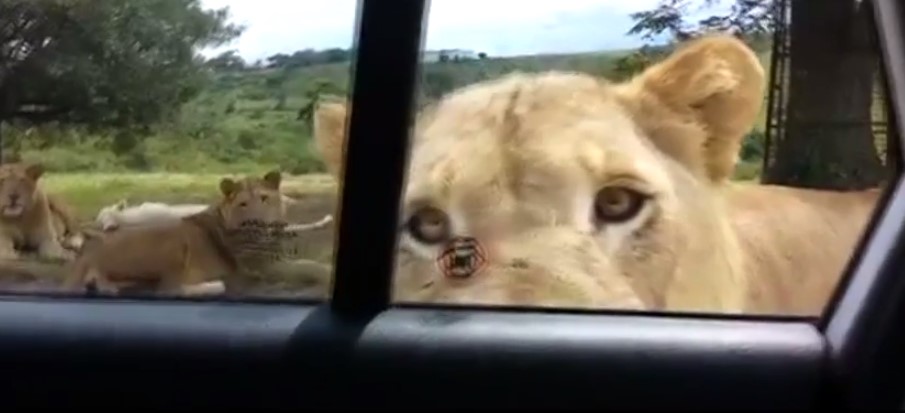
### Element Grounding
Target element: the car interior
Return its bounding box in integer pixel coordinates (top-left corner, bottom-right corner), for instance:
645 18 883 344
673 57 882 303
0 0 904 409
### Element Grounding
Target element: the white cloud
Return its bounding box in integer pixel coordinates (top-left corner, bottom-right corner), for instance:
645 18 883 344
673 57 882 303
199 0 663 62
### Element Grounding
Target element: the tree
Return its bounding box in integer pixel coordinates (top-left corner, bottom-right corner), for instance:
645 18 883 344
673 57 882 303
421 69 456 100
274 91 288 111
322 48 350 64
625 0 884 189
628 0 777 41
762 0 884 189
0 0 244 151
610 45 670 82
207 50 246 72
265 48 352 69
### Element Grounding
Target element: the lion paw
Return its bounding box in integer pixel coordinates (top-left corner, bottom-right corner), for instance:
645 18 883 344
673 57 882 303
61 233 85 251
38 243 75 262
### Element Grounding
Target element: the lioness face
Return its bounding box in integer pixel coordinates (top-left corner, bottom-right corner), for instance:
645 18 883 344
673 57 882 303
0 163 44 219
218 170 286 230
95 200 128 231
314 36 765 311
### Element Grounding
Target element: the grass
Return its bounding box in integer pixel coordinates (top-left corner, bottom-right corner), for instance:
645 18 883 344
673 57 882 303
0 171 340 295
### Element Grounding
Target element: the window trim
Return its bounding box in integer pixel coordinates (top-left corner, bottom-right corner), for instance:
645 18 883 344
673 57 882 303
823 0 905 407
329 0 429 320
0 297 827 409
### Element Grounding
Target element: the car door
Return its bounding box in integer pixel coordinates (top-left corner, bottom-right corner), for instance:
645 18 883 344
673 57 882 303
0 0 903 409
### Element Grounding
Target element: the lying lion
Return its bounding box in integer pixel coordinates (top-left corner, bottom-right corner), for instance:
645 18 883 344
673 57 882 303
95 194 310 231
0 162 84 262
312 34 882 316
63 170 291 296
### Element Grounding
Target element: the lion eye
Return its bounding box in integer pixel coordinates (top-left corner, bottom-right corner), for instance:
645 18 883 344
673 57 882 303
593 186 649 224
239 202 248 208
260 195 268 202
406 206 451 245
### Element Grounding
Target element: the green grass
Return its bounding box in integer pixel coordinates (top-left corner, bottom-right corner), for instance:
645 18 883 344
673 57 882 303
732 161 763 182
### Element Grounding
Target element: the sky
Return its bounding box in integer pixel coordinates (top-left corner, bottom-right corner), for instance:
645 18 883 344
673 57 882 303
197 0 675 63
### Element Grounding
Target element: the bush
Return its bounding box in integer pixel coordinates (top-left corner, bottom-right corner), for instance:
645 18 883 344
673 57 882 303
282 158 325 175
237 129 258 150
740 130 766 162
733 161 762 181
240 89 269 101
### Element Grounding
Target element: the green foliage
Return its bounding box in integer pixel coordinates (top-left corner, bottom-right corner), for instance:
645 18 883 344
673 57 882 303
0 0 244 129
207 49 247 71
274 92 288 111
740 130 766 162
628 0 778 42
733 161 762 181
422 69 457 99
617 0 776 84
611 45 671 81
264 48 352 69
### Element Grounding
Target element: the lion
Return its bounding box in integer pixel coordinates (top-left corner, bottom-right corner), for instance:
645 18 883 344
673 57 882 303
62 170 290 297
0 162 84 262
311 34 882 316
95 200 211 231
95 195 307 232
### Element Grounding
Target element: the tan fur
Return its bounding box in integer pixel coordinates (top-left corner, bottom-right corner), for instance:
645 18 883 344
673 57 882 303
726 184 879 316
47 193 86 251
63 170 288 296
313 34 881 315
0 162 83 261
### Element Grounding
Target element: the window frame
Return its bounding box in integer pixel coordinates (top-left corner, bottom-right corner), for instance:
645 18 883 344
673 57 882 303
823 0 905 407
0 0 902 408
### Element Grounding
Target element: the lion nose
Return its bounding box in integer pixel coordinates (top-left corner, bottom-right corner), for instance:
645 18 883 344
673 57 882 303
8 194 19 204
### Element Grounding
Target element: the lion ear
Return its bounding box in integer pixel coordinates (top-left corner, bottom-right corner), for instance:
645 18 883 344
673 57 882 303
219 178 239 198
615 34 766 183
262 170 282 190
24 163 45 181
312 98 349 179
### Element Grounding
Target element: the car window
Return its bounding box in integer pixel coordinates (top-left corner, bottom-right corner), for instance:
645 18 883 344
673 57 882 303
333 0 891 317
0 0 898 322
0 0 354 301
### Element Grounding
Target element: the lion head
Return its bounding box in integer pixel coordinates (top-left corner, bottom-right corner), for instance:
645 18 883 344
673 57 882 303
95 199 129 231
217 170 287 231
0 162 46 220
313 35 765 312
